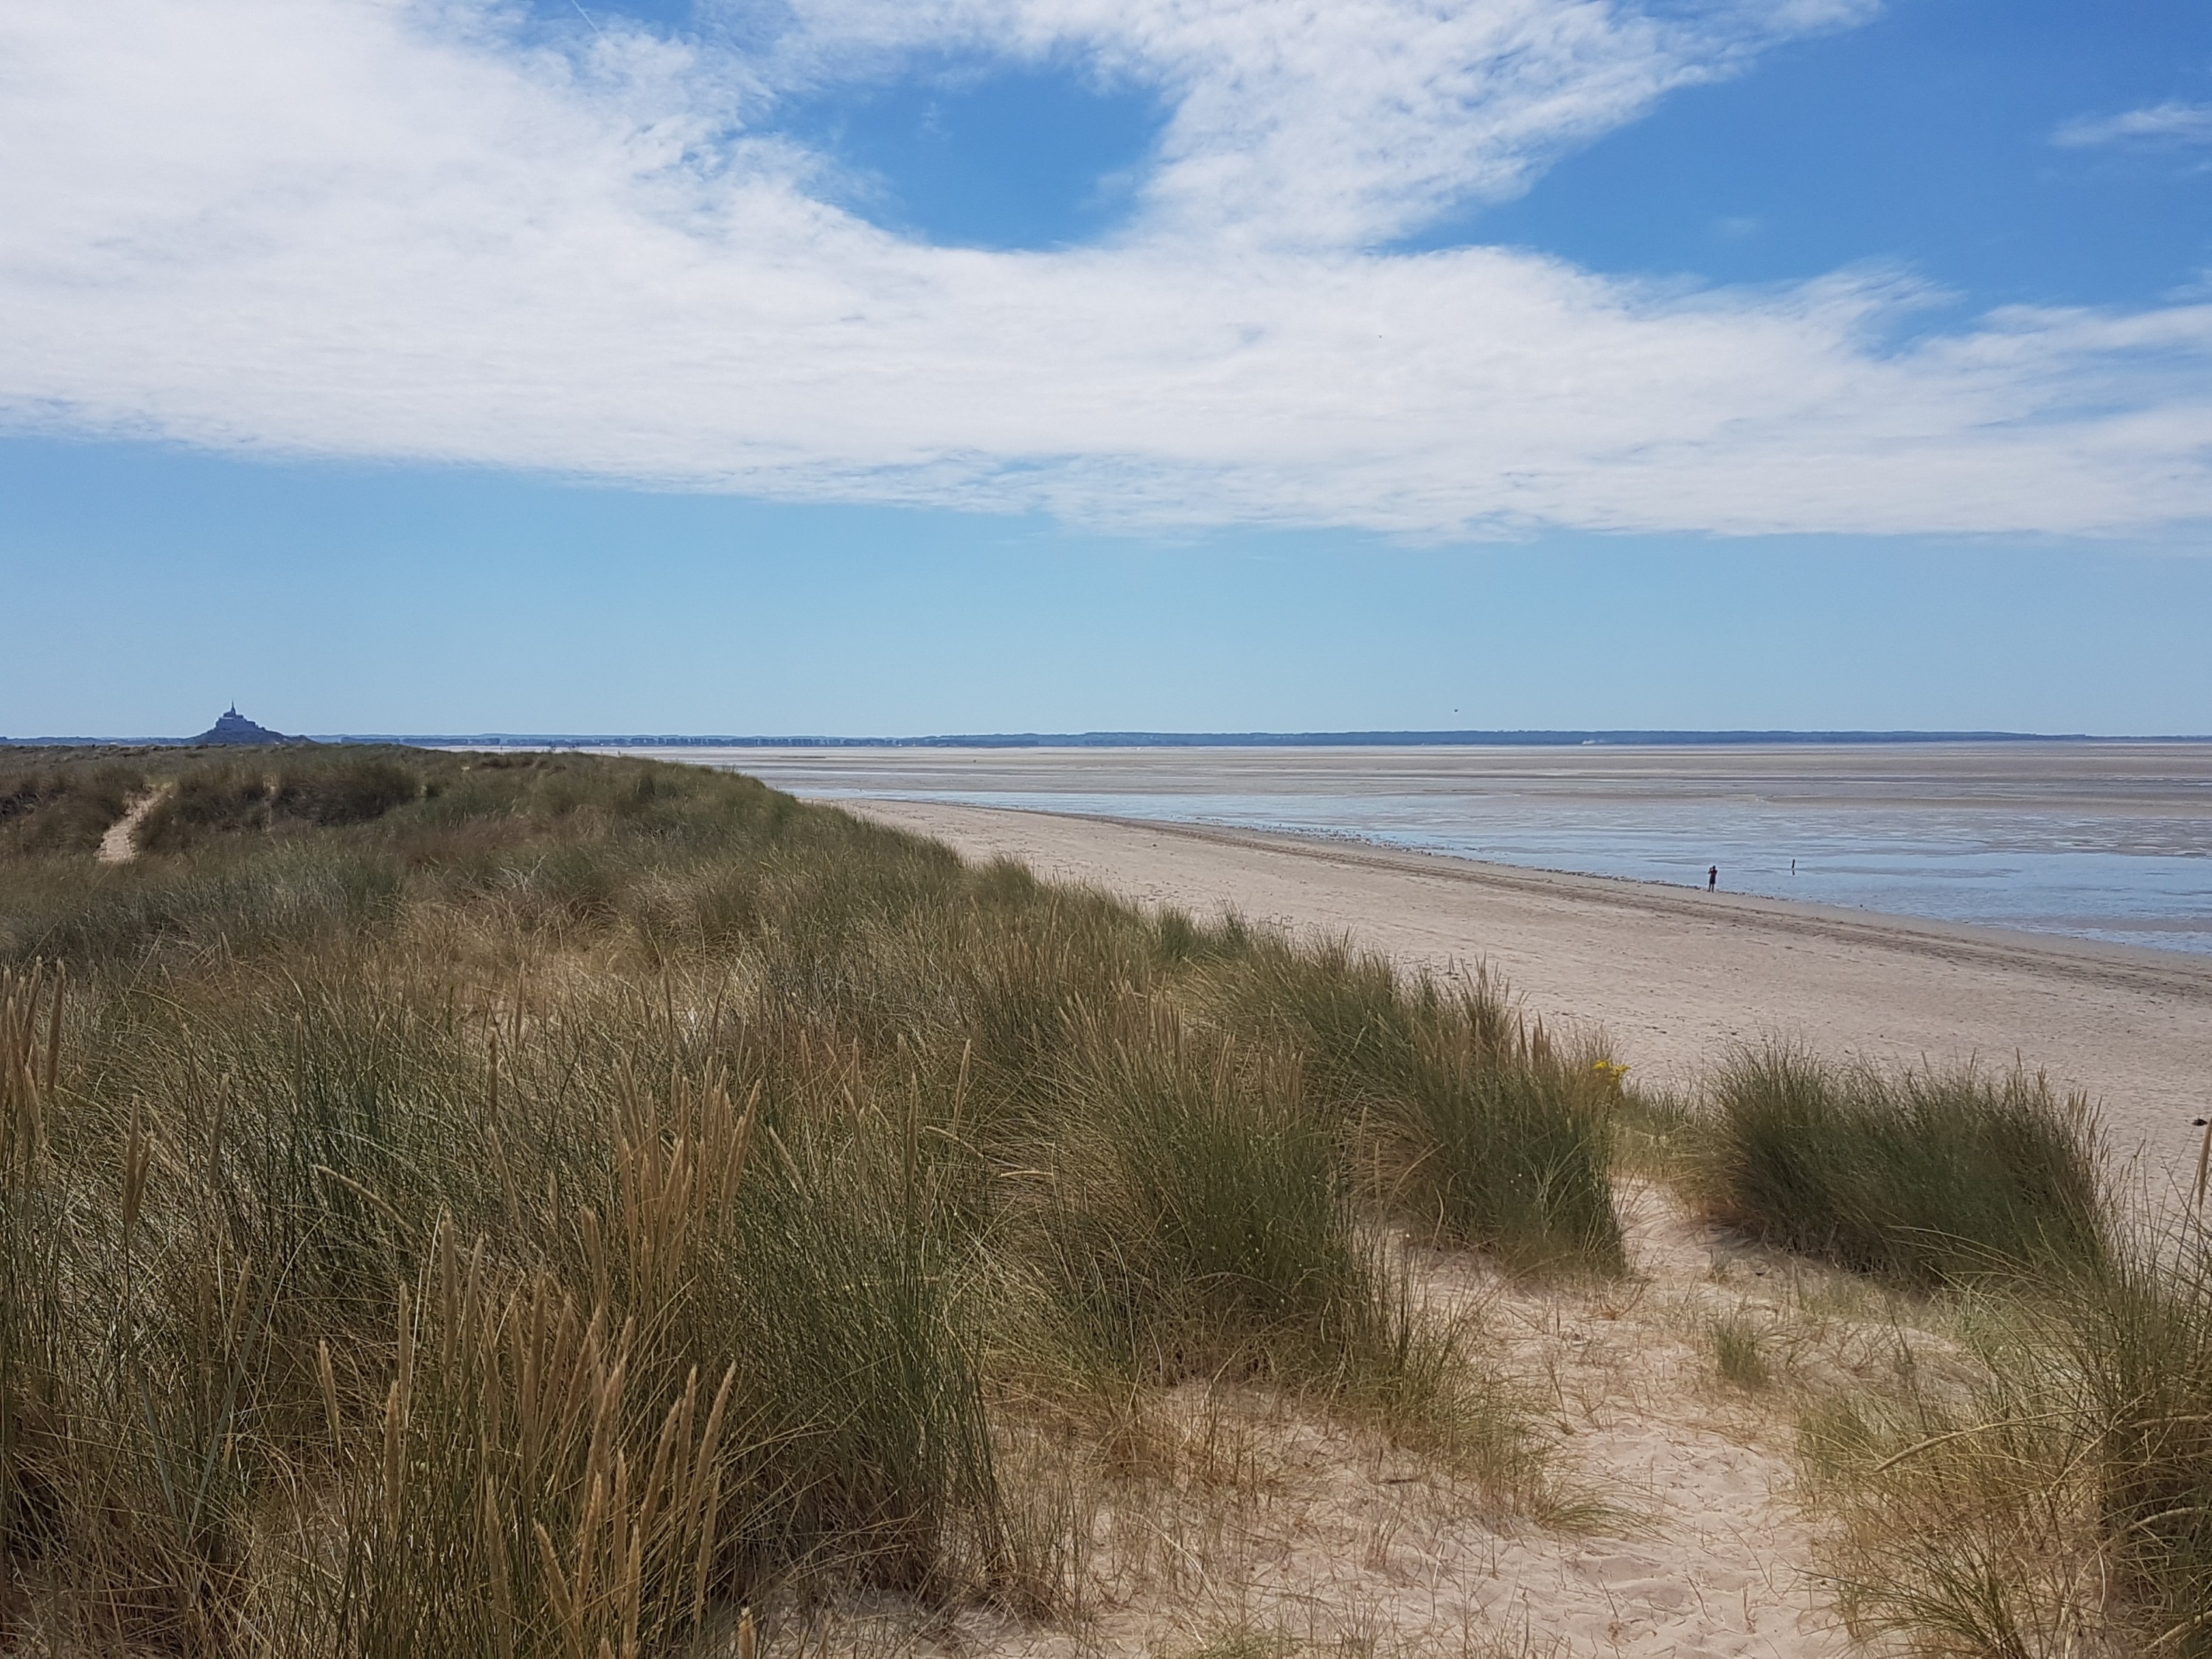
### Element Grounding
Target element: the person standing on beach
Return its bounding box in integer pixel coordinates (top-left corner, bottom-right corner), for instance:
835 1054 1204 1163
1708 865 1719 892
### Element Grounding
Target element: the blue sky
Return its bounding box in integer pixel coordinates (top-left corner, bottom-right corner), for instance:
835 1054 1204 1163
3 0 2210 737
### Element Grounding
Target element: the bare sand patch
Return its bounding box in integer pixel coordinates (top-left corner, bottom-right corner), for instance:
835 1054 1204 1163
786 1185 1899 1659
94 783 169 864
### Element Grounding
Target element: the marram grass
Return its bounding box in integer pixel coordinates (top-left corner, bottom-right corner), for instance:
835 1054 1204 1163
0 748 1610 1653
1695 1043 2110 1287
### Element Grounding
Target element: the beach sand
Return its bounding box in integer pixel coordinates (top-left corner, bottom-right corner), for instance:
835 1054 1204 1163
849 799 2212 1192
876 1180 1870 1659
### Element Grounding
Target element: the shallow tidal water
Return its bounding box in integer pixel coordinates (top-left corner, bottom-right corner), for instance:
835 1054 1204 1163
623 743 2212 957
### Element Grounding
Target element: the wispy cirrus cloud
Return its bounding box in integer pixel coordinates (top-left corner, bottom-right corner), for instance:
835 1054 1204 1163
2053 100 2212 149
0 0 2208 540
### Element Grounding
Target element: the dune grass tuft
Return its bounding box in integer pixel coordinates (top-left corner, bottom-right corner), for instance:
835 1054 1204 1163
1027 1001 1384 1383
2069 1234 2212 1652
137 748 426 852
0 759 146 857
1740 1048 2212 1653
1217 945 1623 1271
1798 1236 2212 1658
1696 1044 2109 1288
1709 1310 1773 1391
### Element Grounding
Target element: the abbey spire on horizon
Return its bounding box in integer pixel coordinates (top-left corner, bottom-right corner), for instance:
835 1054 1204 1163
189 706 293 745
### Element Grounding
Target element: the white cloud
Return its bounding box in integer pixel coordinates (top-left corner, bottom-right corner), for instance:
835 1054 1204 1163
2053 100 2212 149
759 0 1878 247
0 0 2207 539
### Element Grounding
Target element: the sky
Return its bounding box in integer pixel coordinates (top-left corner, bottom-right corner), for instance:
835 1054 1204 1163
3 0 2210 737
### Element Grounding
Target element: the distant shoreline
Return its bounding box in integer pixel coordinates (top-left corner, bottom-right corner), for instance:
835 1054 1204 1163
10 728 2211 749
971 801 2212 981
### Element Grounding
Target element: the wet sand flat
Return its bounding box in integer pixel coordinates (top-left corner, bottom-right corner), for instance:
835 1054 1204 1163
644 740 2212 953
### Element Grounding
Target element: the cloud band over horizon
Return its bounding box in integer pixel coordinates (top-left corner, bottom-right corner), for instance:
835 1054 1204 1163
4 0 2210 540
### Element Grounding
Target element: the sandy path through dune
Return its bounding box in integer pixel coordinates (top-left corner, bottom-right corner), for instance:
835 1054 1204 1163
95 784 169 865
844 799 2212 1191
825 1183 1871 1659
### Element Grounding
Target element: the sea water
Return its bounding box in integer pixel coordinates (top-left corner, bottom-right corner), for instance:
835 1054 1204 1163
625 743 2212 957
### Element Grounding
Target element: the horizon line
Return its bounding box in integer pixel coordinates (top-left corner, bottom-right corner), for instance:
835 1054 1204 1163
10 727 2212 748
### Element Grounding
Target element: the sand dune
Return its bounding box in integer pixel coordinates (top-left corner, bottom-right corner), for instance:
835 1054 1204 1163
897 1183 1863 1659
848 799 2212 1191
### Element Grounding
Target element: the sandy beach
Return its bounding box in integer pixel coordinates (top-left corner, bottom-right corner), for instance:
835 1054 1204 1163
643 740 2212 952
851 798 2212 1189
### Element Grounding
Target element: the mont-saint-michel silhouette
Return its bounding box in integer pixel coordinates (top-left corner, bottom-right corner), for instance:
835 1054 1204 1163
189 706 295 745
